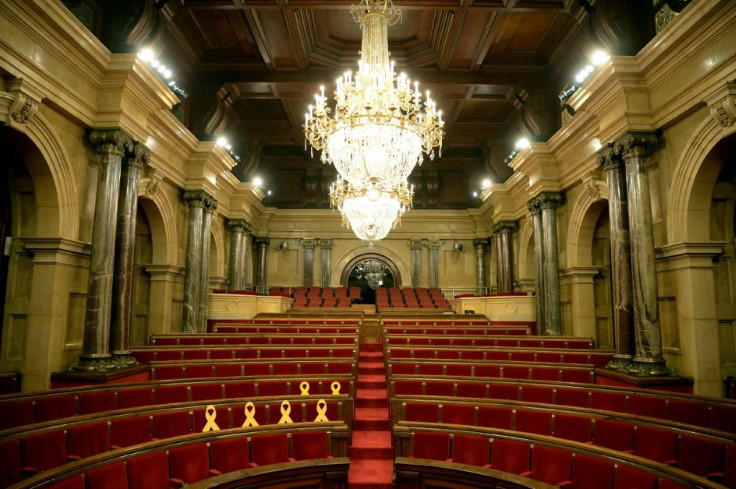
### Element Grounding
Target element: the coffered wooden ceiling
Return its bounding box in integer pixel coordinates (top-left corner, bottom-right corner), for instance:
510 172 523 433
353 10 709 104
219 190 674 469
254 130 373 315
158 0 592 209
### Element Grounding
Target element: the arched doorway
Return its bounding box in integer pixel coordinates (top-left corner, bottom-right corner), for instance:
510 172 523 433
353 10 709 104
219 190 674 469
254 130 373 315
592 207 614 349
341 254 400 304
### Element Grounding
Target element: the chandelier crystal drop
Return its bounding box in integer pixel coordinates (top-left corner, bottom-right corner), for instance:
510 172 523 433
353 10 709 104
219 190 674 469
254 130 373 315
304 0 444 241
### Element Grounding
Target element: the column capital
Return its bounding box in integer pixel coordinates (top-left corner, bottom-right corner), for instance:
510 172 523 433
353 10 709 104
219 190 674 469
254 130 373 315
613 132 658 160
183 190 213 208
226 218 251 233
425 239 443 250
528 192 564 211
89 129 133 157
408 239 424 250
706 81 736 127
125 142 150 170
473 238 490 249
492 220 517 235
597 143 624 171
318 239 333 249
255 237 270 246
300 238 318 249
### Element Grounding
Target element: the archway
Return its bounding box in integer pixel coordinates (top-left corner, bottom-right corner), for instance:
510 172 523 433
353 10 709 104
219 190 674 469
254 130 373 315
591 207 613 349
340 253 401 304
130 206 153 346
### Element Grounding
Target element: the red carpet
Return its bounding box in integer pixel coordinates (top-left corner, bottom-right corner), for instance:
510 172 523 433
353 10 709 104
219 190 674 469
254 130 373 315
348 343 394 489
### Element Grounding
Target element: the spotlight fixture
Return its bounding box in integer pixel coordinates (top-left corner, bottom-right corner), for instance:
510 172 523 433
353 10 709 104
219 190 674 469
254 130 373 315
454 242 464 251
278 240 288 250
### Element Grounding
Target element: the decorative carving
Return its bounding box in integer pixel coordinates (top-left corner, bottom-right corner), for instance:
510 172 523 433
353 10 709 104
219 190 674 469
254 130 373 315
226 218 250 234
513 88 556 141
126 142 150 170
473 238 490 249
408 239 424 250
655 3 677 34
709 94 736 128
425 239 443 250
300 238 318 249
560 104 575 127
318 239 333 249
584 180 601 200
89 130 133 157
183 190 212 208
492 221 517 235
4 78 43 126
528 192 564 212
613 133 658 160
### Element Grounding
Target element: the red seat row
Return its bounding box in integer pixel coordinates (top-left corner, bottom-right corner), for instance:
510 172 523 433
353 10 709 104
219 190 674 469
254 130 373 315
390 378 736 434
0 377 353 430
382 319 491 326
386 347 614 367
152 334 357 346
383 326 530 336
132 346 357 363
384 335 593 349
212 324 358 334
389 363 595 384
149 361 354 380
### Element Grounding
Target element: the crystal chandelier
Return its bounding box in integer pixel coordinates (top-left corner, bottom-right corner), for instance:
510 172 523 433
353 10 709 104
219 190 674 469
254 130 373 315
304 0 444 241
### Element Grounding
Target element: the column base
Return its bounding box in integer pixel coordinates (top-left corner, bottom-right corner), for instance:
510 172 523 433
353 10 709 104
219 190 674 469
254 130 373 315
629 357 673 377
595 367 693 394
110 353 140 369
604 355 634 372
71 355 117 372
51 364 150 389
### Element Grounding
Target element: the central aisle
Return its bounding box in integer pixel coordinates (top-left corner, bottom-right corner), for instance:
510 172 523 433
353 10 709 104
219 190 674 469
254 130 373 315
348 342 394 489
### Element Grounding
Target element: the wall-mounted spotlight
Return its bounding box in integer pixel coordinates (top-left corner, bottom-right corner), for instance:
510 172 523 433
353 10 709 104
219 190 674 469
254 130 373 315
454 242 464 251
278 240 288 250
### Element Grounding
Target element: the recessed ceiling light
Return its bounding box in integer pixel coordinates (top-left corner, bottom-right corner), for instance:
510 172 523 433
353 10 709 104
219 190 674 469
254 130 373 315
253 177 263 187
482 178 491 189
138 48 154 62
515 137 530 149
591 50 610 66
216 137 228 147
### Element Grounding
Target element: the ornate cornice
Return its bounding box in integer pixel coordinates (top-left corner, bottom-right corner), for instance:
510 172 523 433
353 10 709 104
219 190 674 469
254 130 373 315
492 220 517 235
528 192 564 214
613 132 658 160
708 88 736 127
126 142 150 170
596 142 624 171
4 78 44 126
182 190 212 208
89 129 133 157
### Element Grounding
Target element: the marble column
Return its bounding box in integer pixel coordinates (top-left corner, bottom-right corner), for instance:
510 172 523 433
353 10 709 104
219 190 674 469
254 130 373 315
198 196 216 333
613 133 671 376
320 239 333 287
110 142 149 367
540 193 564 336
493 221 516 293
409 239 424 287
76 130 132 371
473 239 489 295
598 145 635 370
256 237 270 293
243 230 253 287
426 239 442 288
227 219 250 291
301 239 317 287
181 191 207 333
528 200 545 331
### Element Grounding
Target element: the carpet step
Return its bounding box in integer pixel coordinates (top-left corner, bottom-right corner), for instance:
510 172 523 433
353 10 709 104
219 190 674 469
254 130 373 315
348 445 394 460
356 397 389 409
354 407 389 420
357 379 387 389
348 459 394 489
359 351 385 360
353 418 391 431
359 343 383 353
358 365 386 375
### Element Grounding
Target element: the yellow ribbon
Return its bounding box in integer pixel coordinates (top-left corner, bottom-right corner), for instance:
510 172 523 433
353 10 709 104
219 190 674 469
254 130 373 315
242 401 259 427
201 405 220 432
300 381 310 395
278 400 293 424
331 381 341 395
314 399 330 422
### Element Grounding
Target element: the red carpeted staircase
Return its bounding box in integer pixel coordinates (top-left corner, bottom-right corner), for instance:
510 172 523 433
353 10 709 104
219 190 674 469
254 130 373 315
348 342 394 489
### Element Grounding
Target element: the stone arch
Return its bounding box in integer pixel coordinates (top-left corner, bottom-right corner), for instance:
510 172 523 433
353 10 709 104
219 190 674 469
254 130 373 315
566 182 609 268
137 186 176 264
334 244 410 287
667 115 736 243
0 110 79 239
517 216 535 280
209 214 226 279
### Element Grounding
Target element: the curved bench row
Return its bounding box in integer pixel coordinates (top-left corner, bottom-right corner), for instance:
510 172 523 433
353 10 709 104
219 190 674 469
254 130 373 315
383 326 530 336
215 317 361 324
384 334 594 349
151 333 357 346
0 397 352 487
6 423 349 489
389 362 596 384
382 319 491 326
148 359 355 380
212 325 359 334
388 377 736 434
132 346 357 363
393 423 731 489
0 375 353 430
386 346 614 367
392 397 735 480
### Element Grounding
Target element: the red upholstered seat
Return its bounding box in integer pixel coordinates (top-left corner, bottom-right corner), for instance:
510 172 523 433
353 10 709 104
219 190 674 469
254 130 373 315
559 369 593 384
67 421 110 459
412 431 450 461
78 390 115 415
675 433 725 478
552 413 592 443
628 394 667 419
291 431 330 460
258 381 289 397
709 404 736 433
169 443 211 486
85 461 128 489
155 384 189 404
152 410 192 439
224 380 256 398
502 365 531 380
457 381 486 398
477 406 513 429
425 380 454 397
520 385 554 404
590 390 627 412
446 364 472 376
723 444 736 488
569 454 613 489
183 350 208 360
613 464 657 489
489 438 530 474
406 402 439 422
556 387 589 408
451 434 490 467
633 425 678 464
127 451 170 488
210 437 249 474
395 380 423 395
442 404 475 425
117 387 153 409
0 439 21 487
47 475 84 488
20 430 67 472
527 445 572 486
417 363 444 376
514 409 552 436
0 399 34 429
111 415 151 448
666 399 709 427
250 433 292 466
35 395 76 422
242 362 270 375
185 364 214 378
658 480 688 489
190 383 223 401
592 419 634 452
488 383 519 401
